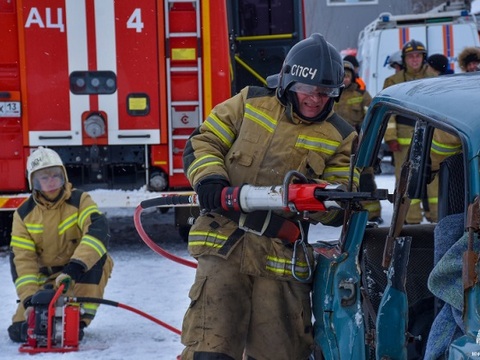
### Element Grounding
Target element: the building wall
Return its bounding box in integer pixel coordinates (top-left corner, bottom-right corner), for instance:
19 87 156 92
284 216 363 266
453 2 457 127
303 0 413 51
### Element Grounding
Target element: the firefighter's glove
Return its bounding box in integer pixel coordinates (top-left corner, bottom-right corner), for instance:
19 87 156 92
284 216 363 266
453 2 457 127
196 179 230 212
23 296 33 320
56 261 84 293
386 140 401 152
55 273 73 293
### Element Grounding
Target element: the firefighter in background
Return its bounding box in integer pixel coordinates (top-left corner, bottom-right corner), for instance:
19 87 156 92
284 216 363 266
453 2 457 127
458 46 480 72
7 147 113 343
343 54 366 90
383 39 434 224
335 60 382 223
387 50 403 73
180 33 359 360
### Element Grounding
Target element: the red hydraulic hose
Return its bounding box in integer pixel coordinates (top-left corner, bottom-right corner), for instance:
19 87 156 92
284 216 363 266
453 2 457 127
133 205 197 269
72 297 181 335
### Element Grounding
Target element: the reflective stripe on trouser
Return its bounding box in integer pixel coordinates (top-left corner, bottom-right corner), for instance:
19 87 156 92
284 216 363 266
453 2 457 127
12 255 113 324
361 200 381 219
405 189 438 224
180 243 313 360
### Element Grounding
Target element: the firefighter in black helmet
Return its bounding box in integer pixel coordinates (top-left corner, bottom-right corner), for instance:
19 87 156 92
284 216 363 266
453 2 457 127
335 61 383 223
180 33 359 360
400 39 427 63
383 39 436 224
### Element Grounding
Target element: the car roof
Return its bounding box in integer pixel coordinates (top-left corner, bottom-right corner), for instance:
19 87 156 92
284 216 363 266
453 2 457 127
371 72 480 146
362 71 480 199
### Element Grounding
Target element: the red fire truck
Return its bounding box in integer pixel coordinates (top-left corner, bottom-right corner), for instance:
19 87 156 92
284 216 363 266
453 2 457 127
0 0 305 244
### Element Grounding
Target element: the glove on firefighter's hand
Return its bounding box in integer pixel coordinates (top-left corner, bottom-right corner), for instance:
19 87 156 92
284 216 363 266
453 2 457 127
55 273 73 293
56 261 84 293
196 179 230 211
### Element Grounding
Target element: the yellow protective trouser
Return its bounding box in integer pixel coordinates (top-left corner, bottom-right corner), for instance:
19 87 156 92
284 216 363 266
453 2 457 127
393 146 438 224
180 242 314 360
12 255 114 325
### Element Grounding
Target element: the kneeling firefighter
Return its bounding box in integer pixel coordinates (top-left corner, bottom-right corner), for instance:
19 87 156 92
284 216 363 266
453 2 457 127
7 147 113 343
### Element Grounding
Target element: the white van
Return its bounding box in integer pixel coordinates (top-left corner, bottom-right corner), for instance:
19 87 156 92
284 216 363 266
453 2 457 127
357 7 480 96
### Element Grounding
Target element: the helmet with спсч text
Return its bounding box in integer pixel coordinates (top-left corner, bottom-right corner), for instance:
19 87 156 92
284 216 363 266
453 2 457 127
277 33 344 122
402 39 427 61
277 33 344 100
26 147 68 191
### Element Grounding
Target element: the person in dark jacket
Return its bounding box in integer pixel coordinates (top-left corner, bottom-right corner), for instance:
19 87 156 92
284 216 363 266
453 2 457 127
426 54 454 76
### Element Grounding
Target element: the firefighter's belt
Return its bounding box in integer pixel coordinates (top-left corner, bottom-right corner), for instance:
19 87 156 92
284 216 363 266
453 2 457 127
39 265 65 276
223 210 300 243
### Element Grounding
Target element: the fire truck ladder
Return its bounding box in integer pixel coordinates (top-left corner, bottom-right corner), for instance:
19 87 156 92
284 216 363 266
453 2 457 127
165 0 203 178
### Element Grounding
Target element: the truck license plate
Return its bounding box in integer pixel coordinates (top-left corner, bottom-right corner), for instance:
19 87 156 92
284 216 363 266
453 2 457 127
0 101 21 117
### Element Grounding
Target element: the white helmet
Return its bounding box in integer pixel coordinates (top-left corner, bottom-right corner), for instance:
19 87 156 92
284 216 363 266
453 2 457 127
387 50 403 68
27 147 67 190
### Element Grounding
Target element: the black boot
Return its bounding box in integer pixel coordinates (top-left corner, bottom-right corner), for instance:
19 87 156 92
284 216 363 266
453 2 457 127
79 321 87 341
8 321 27 343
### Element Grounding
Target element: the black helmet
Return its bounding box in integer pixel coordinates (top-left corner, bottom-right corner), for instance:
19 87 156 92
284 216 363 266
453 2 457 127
278 33 344 100
402 39 427 59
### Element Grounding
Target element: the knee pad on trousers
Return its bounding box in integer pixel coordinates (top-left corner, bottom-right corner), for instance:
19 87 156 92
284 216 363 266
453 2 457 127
193 352 235 360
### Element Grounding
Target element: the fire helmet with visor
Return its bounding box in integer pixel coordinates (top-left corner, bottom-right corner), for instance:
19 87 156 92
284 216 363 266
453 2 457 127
387 50 403 69
275 33 344 122
27 147 67 192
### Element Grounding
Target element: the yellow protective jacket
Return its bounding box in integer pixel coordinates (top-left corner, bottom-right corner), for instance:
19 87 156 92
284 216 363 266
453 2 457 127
183 86 359 280
10 183 111 304
334 82 372 131
383 65 430 144
431 130 462 171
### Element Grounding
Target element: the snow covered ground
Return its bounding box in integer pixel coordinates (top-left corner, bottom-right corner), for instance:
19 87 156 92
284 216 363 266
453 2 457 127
0 172 396 360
